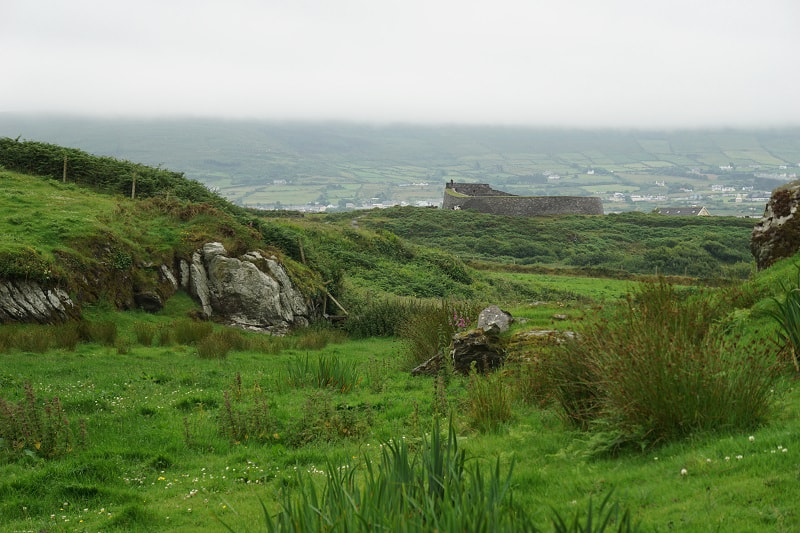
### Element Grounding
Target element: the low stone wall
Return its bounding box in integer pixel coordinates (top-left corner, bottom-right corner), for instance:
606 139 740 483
442 183 603 216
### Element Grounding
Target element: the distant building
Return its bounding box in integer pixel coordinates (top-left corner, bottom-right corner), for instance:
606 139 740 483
443 182 603 216
655 207 711 216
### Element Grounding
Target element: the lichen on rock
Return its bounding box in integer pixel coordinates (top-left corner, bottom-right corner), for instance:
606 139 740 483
751 182 800 270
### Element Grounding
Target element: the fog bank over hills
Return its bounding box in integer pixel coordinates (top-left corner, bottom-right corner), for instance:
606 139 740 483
4 1 800 128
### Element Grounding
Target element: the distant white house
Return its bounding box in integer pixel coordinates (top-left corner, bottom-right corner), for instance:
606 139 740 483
655 206 711 216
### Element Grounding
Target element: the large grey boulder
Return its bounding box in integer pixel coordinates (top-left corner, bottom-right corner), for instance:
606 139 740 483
477 305 512 335
187 243 310 332
751 181 800 270
0 280 76 324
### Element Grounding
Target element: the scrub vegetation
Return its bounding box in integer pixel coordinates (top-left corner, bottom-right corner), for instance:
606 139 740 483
1 140 798 531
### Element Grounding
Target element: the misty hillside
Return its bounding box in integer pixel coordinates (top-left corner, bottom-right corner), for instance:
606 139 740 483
2 115 800 216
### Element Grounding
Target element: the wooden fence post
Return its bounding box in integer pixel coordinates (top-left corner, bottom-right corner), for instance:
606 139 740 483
131 172 137 200
62 154 67 183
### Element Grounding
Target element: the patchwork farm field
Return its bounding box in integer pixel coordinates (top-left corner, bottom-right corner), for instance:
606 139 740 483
3 117 800 215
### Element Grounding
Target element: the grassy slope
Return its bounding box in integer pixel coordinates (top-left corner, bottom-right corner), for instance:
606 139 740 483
0 168 273 306
0 157 493 304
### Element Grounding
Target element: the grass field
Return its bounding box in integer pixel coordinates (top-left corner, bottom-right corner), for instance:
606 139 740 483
1 274 799 531
1 136 798 531
499 272 635 302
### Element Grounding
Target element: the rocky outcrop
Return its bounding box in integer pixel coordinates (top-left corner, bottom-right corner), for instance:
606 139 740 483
751 182 800 270
132 263 180 313
1 242 311 330
451 329 506 374
0 280 77 324
186 242 311 332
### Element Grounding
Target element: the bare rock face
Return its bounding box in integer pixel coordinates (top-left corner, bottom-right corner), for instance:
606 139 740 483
751 182 800 270
187 243 311 332
0 280 77 324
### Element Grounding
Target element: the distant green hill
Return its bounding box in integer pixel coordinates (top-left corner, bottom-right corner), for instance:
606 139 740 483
320 206 755 279
2 116 799 216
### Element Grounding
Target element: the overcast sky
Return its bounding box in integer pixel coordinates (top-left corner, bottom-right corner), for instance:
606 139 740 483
2 0 799 128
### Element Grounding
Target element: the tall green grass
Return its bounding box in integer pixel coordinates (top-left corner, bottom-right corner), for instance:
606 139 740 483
544 281 775 450
766 265 800 372
286 353 361 393
173 318 213 345
257 418 636 532
340 296 425 338
0 322 82 353
262 419 531 532
465 368 513 433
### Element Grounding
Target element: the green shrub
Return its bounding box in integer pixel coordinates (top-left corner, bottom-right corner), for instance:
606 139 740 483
78 319 118 345
0 323 81 353
545 338 602 431
157 325 174 346
218 374 278 444
52 322 81 351
173 318 213 345
0 247 55 283
0 137 227 207
194 328 248 359
218 328 249 351
465 368 513 433
0 328 11 353
289 390 370 446
247 334 288 355
13 329 51 353
296 326 347 350
0 381 85 459
115 338 131 355
196 331 232 359
503 357 550 407
365 355 394 393
545 281 775 449
133 322 158 346
341 296 423 338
